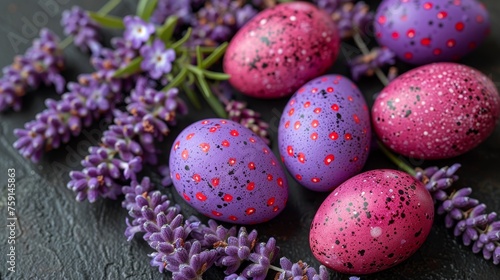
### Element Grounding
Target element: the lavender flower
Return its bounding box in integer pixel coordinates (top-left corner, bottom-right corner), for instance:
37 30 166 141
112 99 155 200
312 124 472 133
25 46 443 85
67 79 184 202
276 257 329 280
0 29 65 112
333 2 374 38
313 0 353 15
150 0 194 26
415 164 500 265
241 238 279 280
165 241 217 279
348 47 396 81
124 16 155 49
61 6 102 54
14 77 118 163
214 228 258 274
188 0 257 47
158 165 173 187
140 39 176 79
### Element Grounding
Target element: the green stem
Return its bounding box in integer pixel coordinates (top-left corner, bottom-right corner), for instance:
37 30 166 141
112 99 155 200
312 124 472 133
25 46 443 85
377 140 416 176
58 0 122 50
351 29 416 175
269 265 285 273
97 0 122 15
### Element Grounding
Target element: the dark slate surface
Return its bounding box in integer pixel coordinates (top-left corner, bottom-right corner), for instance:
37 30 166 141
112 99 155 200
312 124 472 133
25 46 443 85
1 1 499 279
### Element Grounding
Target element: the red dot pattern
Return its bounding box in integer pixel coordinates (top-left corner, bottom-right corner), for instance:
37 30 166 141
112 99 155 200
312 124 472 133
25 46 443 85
170 119 288 224
375 0 490 64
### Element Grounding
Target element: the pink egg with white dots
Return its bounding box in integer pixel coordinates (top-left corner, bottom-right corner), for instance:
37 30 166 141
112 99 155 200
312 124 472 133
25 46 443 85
169 119 288 224
372 62 500 160
278 75 371 192
223 1 340 98
309 169 434 274
375 0 490 65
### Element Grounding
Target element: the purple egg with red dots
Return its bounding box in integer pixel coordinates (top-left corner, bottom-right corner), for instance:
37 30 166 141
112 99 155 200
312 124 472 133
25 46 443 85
169 119 288 224
223 1 340 99
278 74 371 192
374 0 490 65
309 169 434 274
372 62 500 160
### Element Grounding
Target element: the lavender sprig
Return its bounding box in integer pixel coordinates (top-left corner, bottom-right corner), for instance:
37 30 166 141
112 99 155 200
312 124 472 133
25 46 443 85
0 29 65 112
312 0 354 15
61 6 103 54
333 2 374 39
415 164 500 264
348 47 396 81
67 79 184 202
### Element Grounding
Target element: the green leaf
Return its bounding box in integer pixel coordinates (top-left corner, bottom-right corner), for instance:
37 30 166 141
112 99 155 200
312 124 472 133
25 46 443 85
112 57 143 78
171 28 192 51
136 0 158 20
201 42 228 69
157 16 178 44
182 83 202 110
202 70 230 81
196 46 203 68
195 74 228 118
88 12 124 29
163 67 188 91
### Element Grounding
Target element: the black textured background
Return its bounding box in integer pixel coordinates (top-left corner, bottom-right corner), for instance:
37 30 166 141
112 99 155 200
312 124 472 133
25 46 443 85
1 1 500 279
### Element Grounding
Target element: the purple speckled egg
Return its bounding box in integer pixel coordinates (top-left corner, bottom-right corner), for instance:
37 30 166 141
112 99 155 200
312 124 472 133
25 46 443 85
372 62 500 160
309 169 434 274
375 0 490 65
278 75 371 192
169 119 288 224
223 1 340 99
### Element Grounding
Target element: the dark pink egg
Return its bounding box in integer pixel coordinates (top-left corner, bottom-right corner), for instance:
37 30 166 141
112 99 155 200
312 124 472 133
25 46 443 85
169 119 288 224
278 75 371 192
310 169 434 274
372 62 500 160
375 0 490 65
223 1 340 99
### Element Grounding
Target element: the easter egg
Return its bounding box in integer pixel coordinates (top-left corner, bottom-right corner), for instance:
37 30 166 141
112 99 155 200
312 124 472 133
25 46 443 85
169 119 288 224
374 0 490 65
278 74 371 192
223 1 340 99
372 62 500 160
309 169 434 274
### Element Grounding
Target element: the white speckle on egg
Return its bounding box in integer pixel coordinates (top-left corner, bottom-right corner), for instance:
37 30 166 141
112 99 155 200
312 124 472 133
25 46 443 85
260 19 267 25
290 15 296 21
370 227 383 238
277 48 283 54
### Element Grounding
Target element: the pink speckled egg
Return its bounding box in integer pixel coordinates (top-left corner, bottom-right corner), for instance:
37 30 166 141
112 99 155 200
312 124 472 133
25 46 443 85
375 0 490 65
223 1 340 99
372 62 500 160
278 75 371 192
169 119 288 224
309 169 434 274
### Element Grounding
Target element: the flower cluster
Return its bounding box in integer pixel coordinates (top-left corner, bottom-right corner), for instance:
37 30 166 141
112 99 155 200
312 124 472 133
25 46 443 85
67 78 185 202
61 6 102 54
415 164 500 264
122 177 329 279
0 29 65 112
12 36 137 162
151 0 258 47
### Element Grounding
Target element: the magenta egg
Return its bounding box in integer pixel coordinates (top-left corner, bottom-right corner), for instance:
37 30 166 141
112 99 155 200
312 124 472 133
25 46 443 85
372 62 500 160
278 74 371 192
374 0 490 65
169 119 288 224
309 169 434 274
223 1 340 99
